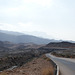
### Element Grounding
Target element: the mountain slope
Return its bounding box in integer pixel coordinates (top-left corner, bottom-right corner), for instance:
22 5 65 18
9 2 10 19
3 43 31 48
0 31 56 44
46 41 75 48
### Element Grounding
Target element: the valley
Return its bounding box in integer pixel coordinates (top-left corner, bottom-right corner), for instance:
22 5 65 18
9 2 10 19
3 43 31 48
0 31 75 75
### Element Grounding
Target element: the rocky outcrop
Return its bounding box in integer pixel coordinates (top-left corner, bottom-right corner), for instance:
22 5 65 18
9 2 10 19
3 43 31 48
46 41 75 48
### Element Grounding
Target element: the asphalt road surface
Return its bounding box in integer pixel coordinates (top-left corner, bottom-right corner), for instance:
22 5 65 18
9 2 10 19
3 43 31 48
46 54 75 75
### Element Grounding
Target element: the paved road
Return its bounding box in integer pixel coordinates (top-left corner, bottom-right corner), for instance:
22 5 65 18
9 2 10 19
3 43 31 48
46 54 75 75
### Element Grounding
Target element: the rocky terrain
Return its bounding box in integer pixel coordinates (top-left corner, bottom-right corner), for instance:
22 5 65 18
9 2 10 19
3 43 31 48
46 41 75 48
0 41 52 71
0 55 54 75
52 49 75 58
0 40 75 74
46 41 75 58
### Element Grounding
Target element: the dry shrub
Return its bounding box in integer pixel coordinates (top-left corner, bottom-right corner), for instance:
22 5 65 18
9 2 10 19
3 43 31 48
43 56 50 61
0 72 8 75
46 58 50 61
41 67 53 75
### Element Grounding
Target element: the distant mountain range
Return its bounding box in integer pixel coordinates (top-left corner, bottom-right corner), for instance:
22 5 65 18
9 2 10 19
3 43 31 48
0 30 59 44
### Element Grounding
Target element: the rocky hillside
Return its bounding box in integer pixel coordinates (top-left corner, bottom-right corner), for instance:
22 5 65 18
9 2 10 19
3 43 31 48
0 41 52 71
46 41 75 48
0 55 54 75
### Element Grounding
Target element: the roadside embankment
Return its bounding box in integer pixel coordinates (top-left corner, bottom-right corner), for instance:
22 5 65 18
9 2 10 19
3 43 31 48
46 54 60 75
0 55 54 75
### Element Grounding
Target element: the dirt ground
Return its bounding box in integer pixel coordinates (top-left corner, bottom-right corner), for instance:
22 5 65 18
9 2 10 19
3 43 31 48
0 55 54 75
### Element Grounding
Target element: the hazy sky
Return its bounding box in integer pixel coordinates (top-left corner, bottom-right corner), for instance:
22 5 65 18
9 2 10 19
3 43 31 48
0 0 75 41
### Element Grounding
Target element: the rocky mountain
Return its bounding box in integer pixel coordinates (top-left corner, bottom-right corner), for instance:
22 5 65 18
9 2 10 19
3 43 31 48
0 30 58 44
46 41 75 48
0 41 51 71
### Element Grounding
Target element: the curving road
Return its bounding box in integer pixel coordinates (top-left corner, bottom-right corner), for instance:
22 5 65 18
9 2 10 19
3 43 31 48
46 54 75 75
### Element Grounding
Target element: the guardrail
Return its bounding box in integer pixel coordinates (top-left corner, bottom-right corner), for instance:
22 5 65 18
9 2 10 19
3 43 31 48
46 54 59 75
57 66 59 75
50 59 59 75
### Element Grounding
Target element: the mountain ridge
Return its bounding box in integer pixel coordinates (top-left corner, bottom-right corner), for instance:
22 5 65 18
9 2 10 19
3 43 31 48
0 30 58 44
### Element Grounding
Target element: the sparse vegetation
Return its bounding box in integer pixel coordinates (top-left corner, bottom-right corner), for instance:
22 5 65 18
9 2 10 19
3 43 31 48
0 73 7 75
41 67 53 75
43 56 51 61
0 55 54 75
0 41 55 71
0 41 75 75
52 51 75 58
